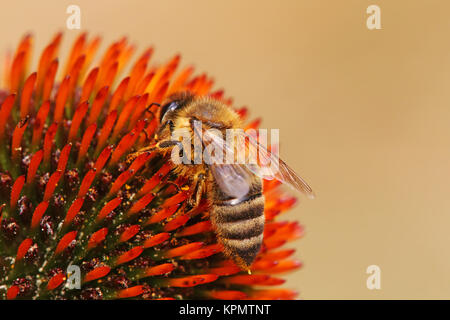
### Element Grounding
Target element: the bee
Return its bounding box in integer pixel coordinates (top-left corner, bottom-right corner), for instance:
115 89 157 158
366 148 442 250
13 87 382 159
132 92 314 270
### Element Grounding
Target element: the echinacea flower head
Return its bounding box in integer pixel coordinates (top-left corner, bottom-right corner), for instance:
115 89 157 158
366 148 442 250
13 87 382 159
0 33 303 300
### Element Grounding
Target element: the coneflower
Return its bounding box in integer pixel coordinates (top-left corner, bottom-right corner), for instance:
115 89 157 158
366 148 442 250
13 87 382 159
0 33 303 300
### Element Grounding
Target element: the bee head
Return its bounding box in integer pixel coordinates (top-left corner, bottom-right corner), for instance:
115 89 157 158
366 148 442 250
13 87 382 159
159 92 195 123
159 101 178 122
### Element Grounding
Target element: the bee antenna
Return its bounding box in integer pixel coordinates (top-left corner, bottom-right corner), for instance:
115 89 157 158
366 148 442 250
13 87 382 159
144 102 161 122
141 128 152 142
145 102 161 112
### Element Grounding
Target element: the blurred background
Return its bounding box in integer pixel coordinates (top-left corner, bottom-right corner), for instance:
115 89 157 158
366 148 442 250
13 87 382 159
2 0 450 299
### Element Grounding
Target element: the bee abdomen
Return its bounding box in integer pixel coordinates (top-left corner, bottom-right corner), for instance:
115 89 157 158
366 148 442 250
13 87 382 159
221 234 264 267
211 195 265 267
215 212 265 239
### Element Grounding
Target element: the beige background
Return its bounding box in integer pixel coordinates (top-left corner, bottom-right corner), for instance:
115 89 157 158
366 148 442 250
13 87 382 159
2 0 450 299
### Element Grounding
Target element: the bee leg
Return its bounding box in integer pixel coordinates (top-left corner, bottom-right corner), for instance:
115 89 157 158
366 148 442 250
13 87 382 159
157 140 186 159
136 139 184 152
158 140 183 149
186 172 206 212
128 138 185 162
126 145 157 163
128 118 181 163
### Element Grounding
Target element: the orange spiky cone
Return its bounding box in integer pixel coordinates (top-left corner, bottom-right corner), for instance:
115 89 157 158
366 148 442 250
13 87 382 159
0 33 304 300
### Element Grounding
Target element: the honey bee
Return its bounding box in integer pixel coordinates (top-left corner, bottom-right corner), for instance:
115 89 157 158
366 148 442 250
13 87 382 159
132 92 314 270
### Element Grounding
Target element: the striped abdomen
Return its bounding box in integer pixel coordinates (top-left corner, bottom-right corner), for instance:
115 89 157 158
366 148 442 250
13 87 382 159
209 177 265 269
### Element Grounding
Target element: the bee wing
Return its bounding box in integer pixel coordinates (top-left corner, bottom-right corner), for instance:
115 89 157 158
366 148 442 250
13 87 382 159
202 129 315 198
210 164 252 199
193 124 252 199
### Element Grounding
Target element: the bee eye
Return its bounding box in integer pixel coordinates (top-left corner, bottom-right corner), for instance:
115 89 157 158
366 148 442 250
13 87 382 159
160 101 179 122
